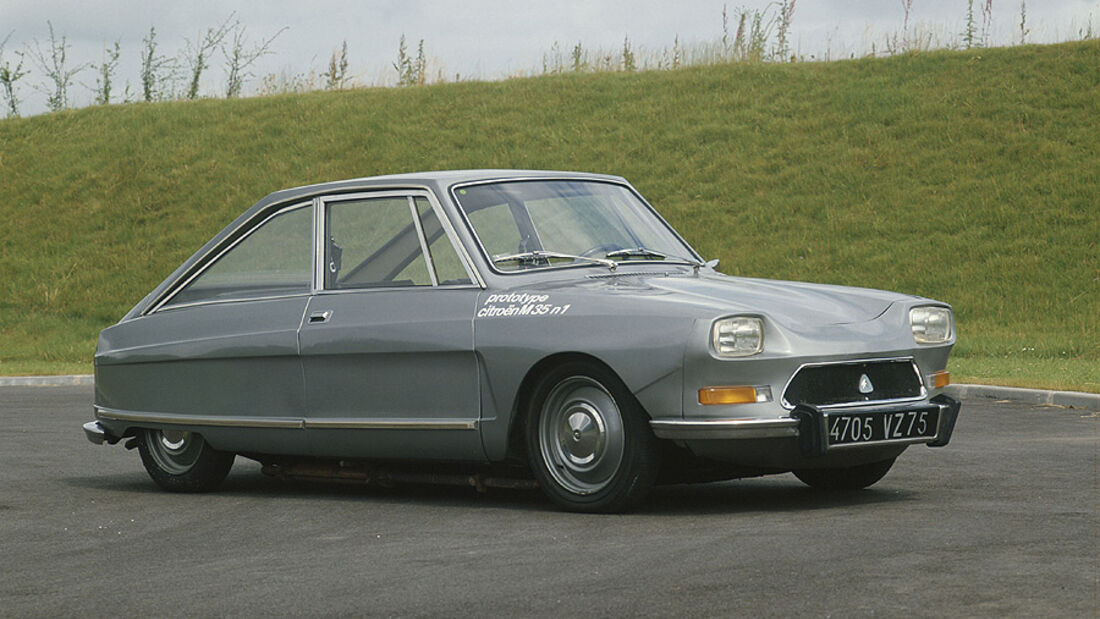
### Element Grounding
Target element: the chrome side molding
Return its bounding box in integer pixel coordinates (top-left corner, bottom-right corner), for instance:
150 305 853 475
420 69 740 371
93 406 478 431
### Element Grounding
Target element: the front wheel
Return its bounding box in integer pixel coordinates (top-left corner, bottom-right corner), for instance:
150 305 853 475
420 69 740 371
792 457 896 491
137 429 234 492
526 362 659 513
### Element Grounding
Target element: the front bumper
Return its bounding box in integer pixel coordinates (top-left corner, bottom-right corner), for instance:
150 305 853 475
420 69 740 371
649 417 800 440
651 394 960 456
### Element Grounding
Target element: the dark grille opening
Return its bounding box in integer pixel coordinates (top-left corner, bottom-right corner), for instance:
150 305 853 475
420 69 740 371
783 360 922 407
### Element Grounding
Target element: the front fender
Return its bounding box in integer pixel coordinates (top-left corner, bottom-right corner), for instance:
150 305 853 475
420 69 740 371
473 292 695 460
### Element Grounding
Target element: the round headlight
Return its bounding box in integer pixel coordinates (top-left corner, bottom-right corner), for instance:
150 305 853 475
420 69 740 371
910 306 954 344
712 316 764 357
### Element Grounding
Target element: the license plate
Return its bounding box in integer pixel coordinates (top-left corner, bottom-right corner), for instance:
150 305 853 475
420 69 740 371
826 407 939 446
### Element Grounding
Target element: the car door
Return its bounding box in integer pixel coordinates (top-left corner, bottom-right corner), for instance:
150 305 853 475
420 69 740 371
298 190 486 460
95 201 314 454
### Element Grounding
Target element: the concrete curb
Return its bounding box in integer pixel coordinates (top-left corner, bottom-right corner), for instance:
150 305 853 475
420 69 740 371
0 374 94 387
946 384 1100 411
0 375 1096 410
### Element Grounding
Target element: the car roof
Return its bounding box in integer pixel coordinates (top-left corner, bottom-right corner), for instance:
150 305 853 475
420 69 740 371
258 169 627 208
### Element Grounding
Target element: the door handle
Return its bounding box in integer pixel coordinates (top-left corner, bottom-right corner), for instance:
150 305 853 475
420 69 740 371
308 310 332 324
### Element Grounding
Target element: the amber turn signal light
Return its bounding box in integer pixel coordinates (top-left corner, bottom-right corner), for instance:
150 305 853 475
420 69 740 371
699 386 759 405
930 370 951 389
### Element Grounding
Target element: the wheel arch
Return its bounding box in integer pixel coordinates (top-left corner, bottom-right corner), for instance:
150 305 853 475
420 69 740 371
504 352 642 462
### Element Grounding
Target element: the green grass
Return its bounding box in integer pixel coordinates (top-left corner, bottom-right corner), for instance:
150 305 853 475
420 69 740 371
1 42 1097 392
948 357 1100 393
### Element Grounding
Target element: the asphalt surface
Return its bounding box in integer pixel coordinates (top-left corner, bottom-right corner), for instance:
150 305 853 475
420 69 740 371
1 386 1097 617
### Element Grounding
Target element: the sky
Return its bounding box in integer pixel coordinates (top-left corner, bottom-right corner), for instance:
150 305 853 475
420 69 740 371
2 0 1098 115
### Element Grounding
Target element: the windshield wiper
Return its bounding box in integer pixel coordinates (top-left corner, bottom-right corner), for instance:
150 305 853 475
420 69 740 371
606 247 707 269
492 250 616 270
605 247 668 261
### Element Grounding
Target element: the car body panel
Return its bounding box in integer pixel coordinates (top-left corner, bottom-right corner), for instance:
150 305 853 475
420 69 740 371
299 288 486 461
95 296 309 419
471 280 699 460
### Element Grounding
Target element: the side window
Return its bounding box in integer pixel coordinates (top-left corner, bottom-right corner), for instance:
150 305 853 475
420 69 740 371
415 197 472 285
169 204 313 306
326 197 432 289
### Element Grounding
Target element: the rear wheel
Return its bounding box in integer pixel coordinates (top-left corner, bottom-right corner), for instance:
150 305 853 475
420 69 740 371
793 457 896 491
137 429 234 492
526 362 659 513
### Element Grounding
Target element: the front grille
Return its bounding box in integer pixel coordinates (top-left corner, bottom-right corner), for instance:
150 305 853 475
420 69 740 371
783 359 923 408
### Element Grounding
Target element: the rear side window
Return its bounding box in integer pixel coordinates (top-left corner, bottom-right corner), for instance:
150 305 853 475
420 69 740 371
168 204 313 306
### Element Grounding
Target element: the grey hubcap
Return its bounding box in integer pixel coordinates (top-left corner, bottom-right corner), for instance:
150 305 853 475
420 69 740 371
147 429 203 475
539 376 625 495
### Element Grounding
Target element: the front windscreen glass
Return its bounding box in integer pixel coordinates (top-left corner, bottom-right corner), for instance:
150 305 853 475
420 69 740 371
452 180 698 272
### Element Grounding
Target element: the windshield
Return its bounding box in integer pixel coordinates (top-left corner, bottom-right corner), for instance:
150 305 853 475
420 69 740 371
452 180 698 272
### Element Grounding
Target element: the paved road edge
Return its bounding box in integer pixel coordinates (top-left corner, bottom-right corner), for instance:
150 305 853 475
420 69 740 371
0 375 1096 410
0 375 94 387
945 384 1099 411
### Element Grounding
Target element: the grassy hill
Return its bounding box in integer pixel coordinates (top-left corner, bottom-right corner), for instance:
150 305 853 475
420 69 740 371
1 41 1097 392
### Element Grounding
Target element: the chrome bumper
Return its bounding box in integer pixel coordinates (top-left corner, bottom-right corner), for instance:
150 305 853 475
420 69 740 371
650 395 961 453
650 417 799 440
83 420 122 445
83 421 107 444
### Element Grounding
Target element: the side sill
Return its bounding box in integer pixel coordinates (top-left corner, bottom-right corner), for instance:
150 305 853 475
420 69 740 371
650 418 800 441
304 419 478 430
94 406 479 431
95 406 303 429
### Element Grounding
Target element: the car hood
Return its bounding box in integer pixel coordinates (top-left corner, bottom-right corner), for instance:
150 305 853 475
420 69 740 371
641 272 912 327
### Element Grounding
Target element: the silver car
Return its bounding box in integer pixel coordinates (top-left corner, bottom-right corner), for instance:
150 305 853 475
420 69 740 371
84 170 960 512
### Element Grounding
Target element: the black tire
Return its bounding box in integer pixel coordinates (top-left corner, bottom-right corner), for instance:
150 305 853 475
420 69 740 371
793 457 896 491
137 428 235 492
525 361 659 513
